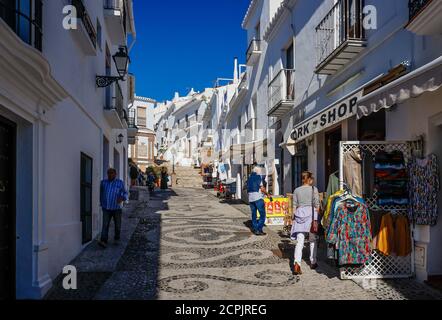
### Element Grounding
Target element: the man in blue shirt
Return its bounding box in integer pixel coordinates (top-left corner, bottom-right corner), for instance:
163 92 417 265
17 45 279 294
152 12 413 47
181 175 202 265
247 165 271 236
98 168 128 248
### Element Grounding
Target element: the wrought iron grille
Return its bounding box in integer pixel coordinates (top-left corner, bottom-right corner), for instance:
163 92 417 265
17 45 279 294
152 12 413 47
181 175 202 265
72 0 97 49
0 0 43 51
409 0 432 21
268 68 295 112
315 0 364 66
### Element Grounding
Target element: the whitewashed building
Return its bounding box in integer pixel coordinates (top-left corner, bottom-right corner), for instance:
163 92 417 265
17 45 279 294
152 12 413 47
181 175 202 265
128 96 156 171
160 89 214 167
241 0 442 281
0 0 135 298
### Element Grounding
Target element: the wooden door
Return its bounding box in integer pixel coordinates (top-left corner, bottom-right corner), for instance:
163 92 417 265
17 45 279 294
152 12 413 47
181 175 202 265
0 115 16 299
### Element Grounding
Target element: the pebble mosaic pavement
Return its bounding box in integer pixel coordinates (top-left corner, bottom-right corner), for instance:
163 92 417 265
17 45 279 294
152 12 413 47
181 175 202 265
45 187 442 300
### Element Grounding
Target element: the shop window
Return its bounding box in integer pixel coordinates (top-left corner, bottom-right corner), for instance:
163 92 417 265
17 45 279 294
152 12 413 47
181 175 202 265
358 109 386 141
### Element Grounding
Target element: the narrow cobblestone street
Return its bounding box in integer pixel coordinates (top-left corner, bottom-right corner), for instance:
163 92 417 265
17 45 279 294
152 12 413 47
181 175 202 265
45 187 442 300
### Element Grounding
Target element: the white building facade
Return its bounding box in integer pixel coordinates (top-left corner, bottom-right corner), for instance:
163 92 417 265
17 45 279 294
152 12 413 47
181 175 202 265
0 0 135 298
242 0 442 281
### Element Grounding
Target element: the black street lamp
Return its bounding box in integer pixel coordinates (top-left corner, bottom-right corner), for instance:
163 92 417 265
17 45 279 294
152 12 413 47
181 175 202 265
96 46 131 88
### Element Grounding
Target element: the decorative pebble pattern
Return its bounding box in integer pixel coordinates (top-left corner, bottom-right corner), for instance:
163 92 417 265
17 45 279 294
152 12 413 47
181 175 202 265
45 187 442 300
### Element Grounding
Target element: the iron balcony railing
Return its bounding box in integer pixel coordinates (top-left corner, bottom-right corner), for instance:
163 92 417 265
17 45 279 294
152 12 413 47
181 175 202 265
268 69 295 111
127 116 137 128
409 0 432 21
246 39 261 62
315 0 364 66
104 0 127 35
0 0 43 51
105 82 126 124
72 0 97 49
239 72 248 91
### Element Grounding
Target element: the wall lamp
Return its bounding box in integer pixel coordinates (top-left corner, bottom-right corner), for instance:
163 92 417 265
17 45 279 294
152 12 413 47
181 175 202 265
96 47 130 88
116 134 124 144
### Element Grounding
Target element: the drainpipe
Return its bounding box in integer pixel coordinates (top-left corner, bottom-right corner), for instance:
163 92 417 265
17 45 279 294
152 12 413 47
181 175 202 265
127 0 137 53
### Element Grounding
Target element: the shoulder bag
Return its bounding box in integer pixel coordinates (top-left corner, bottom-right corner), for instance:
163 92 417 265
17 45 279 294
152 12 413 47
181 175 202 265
310 186 319 234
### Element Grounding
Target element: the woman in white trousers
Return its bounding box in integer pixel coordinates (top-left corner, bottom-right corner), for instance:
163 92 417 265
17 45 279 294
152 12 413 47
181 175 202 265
290 171 320 275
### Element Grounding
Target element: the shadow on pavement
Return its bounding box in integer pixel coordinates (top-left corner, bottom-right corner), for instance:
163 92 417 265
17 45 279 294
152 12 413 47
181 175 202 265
44 187 177 300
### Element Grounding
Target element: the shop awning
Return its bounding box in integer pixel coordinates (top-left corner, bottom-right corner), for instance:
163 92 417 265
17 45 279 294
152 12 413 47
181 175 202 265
357 56 442 119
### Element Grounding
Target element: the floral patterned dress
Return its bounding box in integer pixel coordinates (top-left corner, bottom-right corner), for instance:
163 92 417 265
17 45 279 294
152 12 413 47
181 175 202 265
408 154 440 226
326 201 372 266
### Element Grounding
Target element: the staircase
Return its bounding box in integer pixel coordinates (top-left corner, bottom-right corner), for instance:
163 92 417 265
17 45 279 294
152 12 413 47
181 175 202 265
169 166 203 189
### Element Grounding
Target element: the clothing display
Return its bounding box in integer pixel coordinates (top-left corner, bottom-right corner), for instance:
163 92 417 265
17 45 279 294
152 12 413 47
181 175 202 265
374 150 408 206
408 154 440 226
323 172 340 208
376 213 412 257
321 190 344 231
394 215 412 257
343 148 363 197
377 213 395 256
369 210 386 249
326 192 372 266
362 150 375 198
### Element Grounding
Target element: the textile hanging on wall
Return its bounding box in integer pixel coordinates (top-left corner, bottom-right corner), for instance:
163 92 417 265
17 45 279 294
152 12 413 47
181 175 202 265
374 150 408 206
408 154 440 226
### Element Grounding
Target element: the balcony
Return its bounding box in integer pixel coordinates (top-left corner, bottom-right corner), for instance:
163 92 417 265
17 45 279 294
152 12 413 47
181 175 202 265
406 0 442 35
0 0 43 51
104 82 127 129
127 114 138 144
315 0 366 75
71 0 97 55
229 73 248 110
246 39 262 66
104 0 127 45
268 69 295 118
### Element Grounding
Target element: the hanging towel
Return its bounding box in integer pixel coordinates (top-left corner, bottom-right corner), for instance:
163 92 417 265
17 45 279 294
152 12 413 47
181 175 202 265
394 215 412 257
377 213 395 256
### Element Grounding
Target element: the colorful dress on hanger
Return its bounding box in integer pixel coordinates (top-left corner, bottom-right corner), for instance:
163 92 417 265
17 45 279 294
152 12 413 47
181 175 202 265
408 154 440 225
326 201 372 265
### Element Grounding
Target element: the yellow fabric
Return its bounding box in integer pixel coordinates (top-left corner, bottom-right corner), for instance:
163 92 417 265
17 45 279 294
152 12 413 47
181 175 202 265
394 215 412 257
377 213 395 256
321 190 345 229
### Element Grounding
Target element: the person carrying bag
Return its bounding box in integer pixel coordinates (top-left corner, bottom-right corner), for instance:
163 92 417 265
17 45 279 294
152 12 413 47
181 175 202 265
290 171 320 275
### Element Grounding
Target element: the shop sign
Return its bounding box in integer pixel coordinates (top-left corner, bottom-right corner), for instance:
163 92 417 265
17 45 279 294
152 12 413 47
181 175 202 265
290 91 363 142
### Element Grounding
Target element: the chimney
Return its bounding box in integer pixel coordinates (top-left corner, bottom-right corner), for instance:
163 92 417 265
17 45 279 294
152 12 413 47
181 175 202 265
233 57 239 84
173 92 180 101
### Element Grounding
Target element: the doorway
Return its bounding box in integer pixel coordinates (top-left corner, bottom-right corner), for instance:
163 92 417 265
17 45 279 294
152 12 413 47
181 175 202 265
0 115 16 299
80 153 93 244
325 126 342 188
291 141 308 190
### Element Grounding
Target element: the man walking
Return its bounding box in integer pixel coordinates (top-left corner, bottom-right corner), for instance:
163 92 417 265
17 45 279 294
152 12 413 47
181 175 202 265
98 168 128 248
247 165 271 236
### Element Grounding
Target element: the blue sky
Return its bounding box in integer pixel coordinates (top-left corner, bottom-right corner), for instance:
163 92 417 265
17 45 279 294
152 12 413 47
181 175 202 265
130 0 250 103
